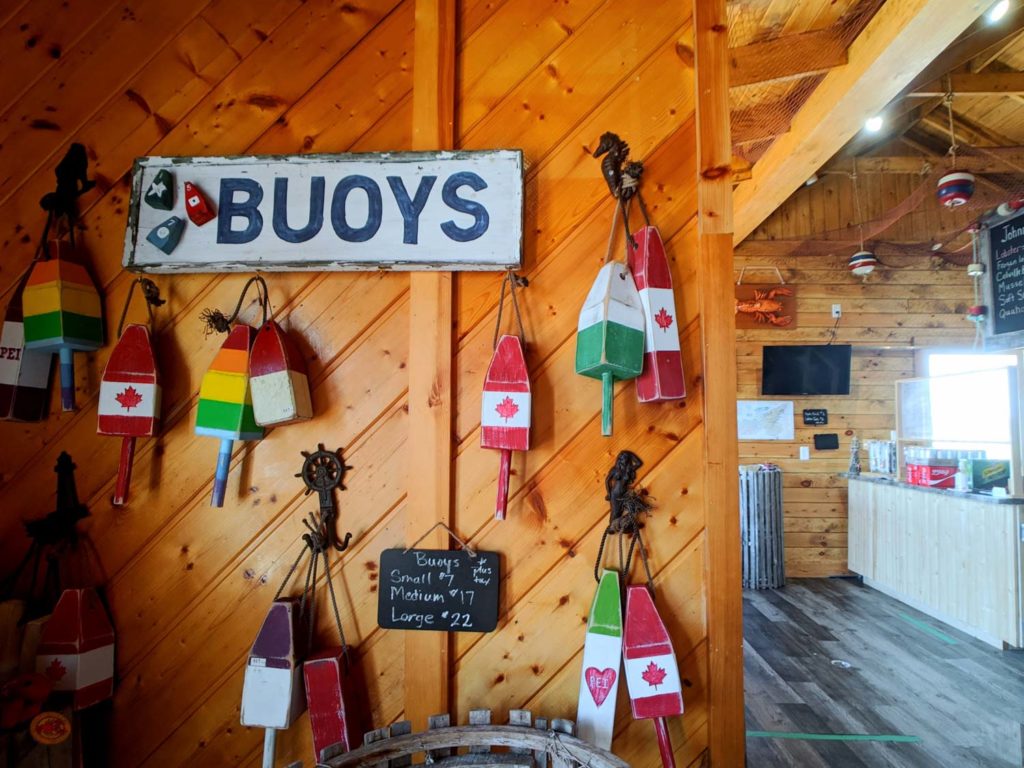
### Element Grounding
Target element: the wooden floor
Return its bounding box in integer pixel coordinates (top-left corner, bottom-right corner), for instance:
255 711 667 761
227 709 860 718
744 579 1024 768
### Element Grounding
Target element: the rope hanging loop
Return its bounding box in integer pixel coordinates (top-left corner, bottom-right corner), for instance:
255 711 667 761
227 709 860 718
492 270 528 349
116 277 165 337
199 274 271 335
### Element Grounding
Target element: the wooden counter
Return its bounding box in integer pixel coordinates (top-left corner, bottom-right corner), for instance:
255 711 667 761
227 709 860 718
848 476 1024 649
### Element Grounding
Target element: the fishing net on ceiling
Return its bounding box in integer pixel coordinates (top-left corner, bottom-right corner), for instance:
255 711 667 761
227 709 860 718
727 0 882 166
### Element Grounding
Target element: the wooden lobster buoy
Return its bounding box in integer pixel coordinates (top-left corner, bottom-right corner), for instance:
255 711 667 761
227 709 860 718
35 589 115 711
98 324 159 506
0 275 52 422
304 647 360 761
576 262 644 436
143 169 174 210
22 241 102 412
242 599 306 768
623 584 683 768
481 334 530 520
627 227 685 402
249 320 313 427
184 181 215 226
576 569 623 750
146 215 185 255
195 325 263 507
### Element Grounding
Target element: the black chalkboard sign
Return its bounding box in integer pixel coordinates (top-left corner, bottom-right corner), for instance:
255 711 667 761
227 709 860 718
377 549 500 633
988 209 1024 338
802 408 828 426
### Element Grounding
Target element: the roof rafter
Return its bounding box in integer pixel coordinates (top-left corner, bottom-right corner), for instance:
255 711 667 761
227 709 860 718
729 28 847 88
733 0 989 244
908 71 1024 97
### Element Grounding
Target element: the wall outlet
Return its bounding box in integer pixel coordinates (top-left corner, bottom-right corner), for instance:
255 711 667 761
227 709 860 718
800 446 810 461
832 304 842 318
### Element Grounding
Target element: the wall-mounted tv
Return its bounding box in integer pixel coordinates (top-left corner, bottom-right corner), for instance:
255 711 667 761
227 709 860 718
762 344 852 396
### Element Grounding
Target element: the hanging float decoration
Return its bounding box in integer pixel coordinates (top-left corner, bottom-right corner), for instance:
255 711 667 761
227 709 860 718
481 272 531 520
625 168 685 402
936 92 975 209
848 250 878 278
22 241 103 413
35 588 115 711
195 322 262 508
0 272 53 422
249 312 313 427
98 278 164 506
576 568 623 751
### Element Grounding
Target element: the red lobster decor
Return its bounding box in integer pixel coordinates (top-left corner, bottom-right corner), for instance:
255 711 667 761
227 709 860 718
481 273 530 520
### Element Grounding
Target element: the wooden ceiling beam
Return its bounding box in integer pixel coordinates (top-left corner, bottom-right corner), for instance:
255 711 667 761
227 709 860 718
908 71 1024 96
729 28 847 88
970 27 1024 72
733 0 988 244
828 151 1024 175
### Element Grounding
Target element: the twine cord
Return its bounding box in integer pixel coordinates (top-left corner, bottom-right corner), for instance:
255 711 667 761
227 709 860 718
404 521 477 558
492 270 528 349
116 277 165 337
200 275 270 335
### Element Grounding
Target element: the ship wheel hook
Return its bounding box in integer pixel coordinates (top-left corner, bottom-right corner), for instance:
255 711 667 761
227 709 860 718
296 444 354 552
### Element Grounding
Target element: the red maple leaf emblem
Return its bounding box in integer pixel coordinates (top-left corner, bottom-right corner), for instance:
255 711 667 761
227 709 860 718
654 307 673 331
115 385 143 411
495 395 519 422
45 658 67 683
641 661 667 689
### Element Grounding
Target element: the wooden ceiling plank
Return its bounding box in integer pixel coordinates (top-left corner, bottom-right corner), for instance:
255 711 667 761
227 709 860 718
733 0 988 244
970 27 1024 72
908 71 1024 96
729 27 847 87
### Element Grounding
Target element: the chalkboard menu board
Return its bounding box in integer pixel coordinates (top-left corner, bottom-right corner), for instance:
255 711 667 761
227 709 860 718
377 549 500 633
985 209 1024 343
802 408 827 426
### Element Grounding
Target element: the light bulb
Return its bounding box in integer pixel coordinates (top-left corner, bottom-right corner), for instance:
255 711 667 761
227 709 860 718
989 0 1010 22
864 115 884 133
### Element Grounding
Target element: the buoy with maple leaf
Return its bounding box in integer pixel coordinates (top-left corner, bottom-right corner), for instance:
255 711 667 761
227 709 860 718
628 226 686 402
98 278 164 506
623 584 684 768
481 273 531 520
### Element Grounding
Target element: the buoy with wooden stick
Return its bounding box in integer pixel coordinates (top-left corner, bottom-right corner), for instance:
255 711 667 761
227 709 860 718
98 279 164 506
623 584 683 768
628 221 685 402
481 273 531 520
576 568 623 750
0 271 52 422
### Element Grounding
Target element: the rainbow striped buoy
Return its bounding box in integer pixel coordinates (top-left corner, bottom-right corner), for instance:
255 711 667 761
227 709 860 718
22 241 103 411
848 250 878 278
196 325 263 507
936 172 975 208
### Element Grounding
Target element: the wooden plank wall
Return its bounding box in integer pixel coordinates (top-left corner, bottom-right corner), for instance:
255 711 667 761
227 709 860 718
0 1 735 766
737 168 977 577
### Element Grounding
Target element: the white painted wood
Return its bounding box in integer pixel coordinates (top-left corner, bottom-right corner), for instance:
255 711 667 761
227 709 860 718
123 152 523 272
847 477 1024 648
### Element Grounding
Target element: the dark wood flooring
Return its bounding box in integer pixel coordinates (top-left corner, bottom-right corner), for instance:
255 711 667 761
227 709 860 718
744 578 1024 768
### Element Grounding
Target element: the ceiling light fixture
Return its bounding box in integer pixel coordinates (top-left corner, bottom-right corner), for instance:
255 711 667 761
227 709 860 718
864 115 884 133
989 0 1010 22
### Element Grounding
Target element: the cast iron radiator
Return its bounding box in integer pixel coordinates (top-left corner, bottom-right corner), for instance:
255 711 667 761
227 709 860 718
739 464 785 589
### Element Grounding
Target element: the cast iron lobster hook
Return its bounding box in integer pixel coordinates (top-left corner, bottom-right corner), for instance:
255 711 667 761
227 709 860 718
593 131 631 199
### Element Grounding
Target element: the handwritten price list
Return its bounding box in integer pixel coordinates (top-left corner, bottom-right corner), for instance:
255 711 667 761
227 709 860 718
990 213 1024 336
377 548 500 633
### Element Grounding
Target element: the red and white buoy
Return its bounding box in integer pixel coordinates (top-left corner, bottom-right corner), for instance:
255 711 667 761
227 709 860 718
623 584 683 768
303 647 361 762
936 172 975 208
98 324 160 506
628 226 685 402
848 250 878 278
480 334 531 520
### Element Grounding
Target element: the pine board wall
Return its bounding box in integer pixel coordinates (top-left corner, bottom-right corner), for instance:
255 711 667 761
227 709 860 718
0 1 741 766
737 168 977 577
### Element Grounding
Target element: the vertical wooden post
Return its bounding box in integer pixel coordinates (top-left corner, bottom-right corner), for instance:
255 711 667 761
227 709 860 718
692 0 745 765
406 0 456 731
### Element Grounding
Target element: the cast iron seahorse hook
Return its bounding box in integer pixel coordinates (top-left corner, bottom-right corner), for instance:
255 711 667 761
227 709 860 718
593 131 631 199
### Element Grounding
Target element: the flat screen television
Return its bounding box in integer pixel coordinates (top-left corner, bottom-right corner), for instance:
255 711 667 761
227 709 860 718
762 344 852 396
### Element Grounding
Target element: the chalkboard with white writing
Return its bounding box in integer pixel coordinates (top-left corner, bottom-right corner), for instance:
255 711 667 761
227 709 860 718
985 209 1024 344
377 549 500 633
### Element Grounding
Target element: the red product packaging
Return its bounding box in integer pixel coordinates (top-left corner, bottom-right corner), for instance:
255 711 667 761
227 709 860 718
920 465 956 488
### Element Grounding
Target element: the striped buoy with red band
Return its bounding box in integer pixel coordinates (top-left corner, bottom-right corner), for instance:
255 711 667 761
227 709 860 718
936 172 975 208
98 324 160 506
848 250 878 277
624 584 683 768
249 320 313 427
481 334 530 520
627 226 685 402
35 589 115 711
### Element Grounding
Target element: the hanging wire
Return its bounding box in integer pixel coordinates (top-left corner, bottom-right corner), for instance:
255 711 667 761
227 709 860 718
116 278 165 337
852 157 866 252
200 275 270 335
492 270 527 349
